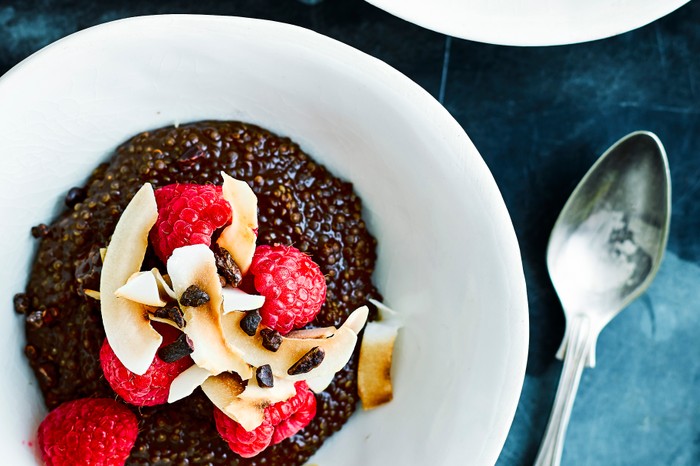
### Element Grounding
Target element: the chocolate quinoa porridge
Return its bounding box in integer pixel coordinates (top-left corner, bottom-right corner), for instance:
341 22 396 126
16 121 380 465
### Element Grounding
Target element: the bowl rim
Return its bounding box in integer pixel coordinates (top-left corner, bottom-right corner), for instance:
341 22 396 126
365 0 690 46
0 14 529 464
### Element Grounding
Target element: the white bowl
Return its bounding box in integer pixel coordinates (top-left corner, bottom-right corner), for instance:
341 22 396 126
0 15 528 466
366 0 690 46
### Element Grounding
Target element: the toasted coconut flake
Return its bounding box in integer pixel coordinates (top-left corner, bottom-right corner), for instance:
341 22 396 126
204 374 297 432
99 247 107 262
306 370 336 394
221 287 265 314
201 372 247 404
115 271 167 307
358 302 401 410
369 298 399 321
285 326 336 339
216 172 258 275
168 365 211 403
238 375 296 405
84 289 100 300
149 313 181 329
225 396 266 432
153 269 176 299
168 244 252 379
345 306 370 334
100 183 162 375
201 372 256 428
221 306 368 383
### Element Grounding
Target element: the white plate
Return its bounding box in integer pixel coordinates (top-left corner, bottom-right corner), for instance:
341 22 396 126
366 0 691 46
0 15 528 465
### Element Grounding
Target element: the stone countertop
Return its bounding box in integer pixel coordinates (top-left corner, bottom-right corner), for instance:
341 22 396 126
1 1 698 464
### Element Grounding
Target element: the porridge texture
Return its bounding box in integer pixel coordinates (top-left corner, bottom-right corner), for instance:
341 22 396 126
18 121 380 465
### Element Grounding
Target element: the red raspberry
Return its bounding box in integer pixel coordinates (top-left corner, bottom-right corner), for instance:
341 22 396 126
150 183 232 262
38 397 138 466
214 382 316 457
249 245 327 334
100 335 192 407
268 381 317 445
213 408 274 458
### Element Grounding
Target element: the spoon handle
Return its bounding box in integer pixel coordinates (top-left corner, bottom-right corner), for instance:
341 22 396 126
534 315 594 466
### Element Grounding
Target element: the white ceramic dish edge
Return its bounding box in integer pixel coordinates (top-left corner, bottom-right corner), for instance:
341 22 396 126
365 0 690 46
0 15 528 465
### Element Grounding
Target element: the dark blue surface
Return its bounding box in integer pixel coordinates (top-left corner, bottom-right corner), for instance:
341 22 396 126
2 1 699 464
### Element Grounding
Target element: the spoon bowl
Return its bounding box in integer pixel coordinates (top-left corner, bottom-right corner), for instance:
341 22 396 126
547 131 671 364
535 131 671 466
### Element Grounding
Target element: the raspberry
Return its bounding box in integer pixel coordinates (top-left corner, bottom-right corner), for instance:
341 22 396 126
150 183 232 262
38 398 138 466
268 381 317 445
249 245 327 334
213 407 274 458
214 382 316 458
100 333 192 407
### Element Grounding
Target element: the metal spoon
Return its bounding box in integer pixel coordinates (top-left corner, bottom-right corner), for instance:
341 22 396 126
534 131 671 466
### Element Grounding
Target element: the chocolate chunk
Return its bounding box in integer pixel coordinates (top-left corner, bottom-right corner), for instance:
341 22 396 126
13 293 30 314
64 187 87 208
158 333 194 363
154 304 186 329
212 244 242 287
180 285 210 307
256 364 274 388
30 223 50 239
287 346 325 375
240 310 262 336
260 328 283 352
